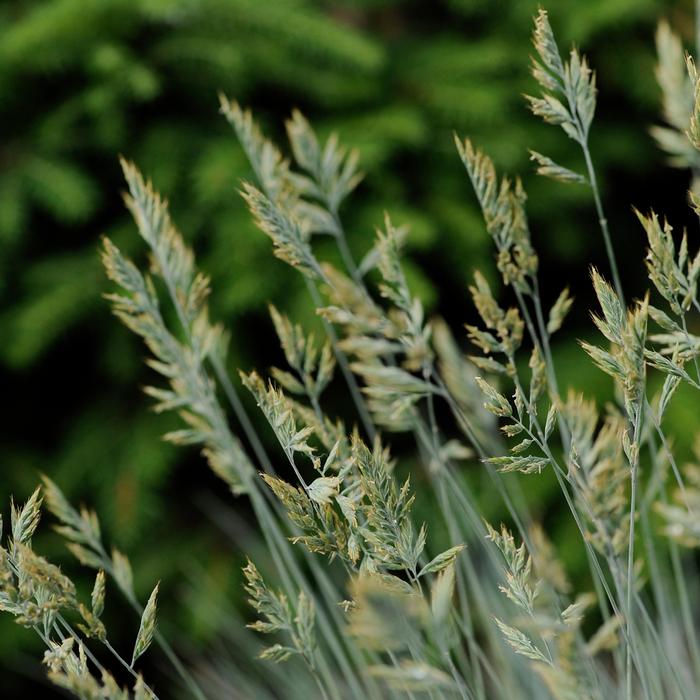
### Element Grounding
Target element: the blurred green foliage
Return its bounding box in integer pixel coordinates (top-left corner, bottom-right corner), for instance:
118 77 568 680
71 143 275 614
2 0 699 693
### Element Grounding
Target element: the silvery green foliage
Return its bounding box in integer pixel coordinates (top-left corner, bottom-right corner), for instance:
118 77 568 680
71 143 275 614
218 9 700 700
8 7 700 700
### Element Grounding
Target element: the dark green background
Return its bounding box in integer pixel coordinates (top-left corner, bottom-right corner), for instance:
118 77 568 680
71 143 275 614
1 0 698 695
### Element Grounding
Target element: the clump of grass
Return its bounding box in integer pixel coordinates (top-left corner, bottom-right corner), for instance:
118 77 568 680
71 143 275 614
5 6 700 700
0 485 160 698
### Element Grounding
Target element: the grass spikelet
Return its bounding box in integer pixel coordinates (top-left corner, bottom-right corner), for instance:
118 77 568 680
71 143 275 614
132 582 159 667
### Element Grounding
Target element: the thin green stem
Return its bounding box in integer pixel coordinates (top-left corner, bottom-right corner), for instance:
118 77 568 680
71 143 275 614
210 354 276 476
505 373 653 695
647 404 693 514
304 277 376 442
625 399 643 700
334 224 362 284
82 538 206 700
515 279 572 449
418 384 486 699
56 616 161 700
625 463 638 700
248 488 365 700
582 144 625 304
105 639 160 698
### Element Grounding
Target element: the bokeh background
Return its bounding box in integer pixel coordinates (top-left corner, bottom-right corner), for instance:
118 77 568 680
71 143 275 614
2 0 699 695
